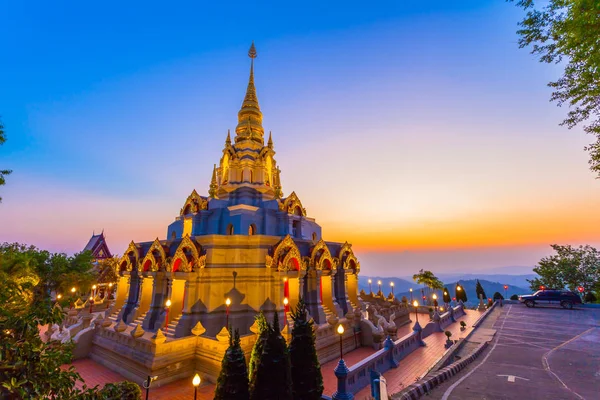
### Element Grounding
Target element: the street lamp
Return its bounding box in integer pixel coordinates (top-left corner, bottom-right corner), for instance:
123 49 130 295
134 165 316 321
503 284 508 300
337 324 344 360
409 288 413 302
192 373 201 400
57 294 62 300
283 297 289 326
432 293 438 311
225 298 231 328
412 300 419 324
88 296 94 313
92 284 97 297
368 279 372 294
390 282 395 298
377 280 382 294
165 299 172 333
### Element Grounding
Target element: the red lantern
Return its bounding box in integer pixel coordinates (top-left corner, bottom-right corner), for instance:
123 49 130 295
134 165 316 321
452 297 456 301
540 285 545 291
503 285 508 290
577 286 584 293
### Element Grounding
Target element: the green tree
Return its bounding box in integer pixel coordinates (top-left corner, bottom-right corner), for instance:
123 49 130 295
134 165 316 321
0 245 139 399
455 283 467 303
442 287 451 304
215 329 250 400
510 0 600 176
248 312 268 380
510 294 519 301
475 280 487 300
413 269 444 304
529 244 600 293
493 292 504 300
97 256 119 284
289 299 323 400
249 312 292 400
0 118 12 203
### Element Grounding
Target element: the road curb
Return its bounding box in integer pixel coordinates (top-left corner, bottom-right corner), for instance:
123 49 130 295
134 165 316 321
393 341 489 400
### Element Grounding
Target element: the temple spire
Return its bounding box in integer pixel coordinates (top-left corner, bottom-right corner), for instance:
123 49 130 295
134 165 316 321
235 42 264 143
267 131 273 148
209 164 218 198
225 129 231 146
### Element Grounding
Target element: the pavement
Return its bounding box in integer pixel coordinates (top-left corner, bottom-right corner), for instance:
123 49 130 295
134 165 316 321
427 304 600 400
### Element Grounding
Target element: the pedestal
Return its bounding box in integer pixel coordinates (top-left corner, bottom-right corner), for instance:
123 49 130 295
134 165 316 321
332 359 354 400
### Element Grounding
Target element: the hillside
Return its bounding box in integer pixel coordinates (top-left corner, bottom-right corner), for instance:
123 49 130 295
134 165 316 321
359 276 530 306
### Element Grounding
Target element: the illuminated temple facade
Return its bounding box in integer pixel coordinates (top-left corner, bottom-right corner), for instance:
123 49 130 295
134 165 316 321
110 44 362 340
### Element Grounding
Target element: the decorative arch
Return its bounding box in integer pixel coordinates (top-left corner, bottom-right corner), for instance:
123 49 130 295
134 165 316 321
248 224 256 235
278 191 307 216
266 234 305 272
119 241 140 272
140 238 168 272
338 242 360 274
180 189 208 216
168 235 201 273
310 239 335 271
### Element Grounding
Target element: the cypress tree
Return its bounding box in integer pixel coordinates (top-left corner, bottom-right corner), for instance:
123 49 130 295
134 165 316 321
289 299 323 400
248 312 268 379
475 280 486 300
455 283 467 302
215 329 250 400
249 312 292 400
442 287 451 304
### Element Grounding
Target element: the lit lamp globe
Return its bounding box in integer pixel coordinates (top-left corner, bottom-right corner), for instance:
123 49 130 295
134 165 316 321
225 298 231 307
283 297 289 307
109 283 113 288
192 373 201 386
165 299 172 308
413 300 418 308
57 294 62 299
71 287 76 293
432 293 437 300
92 285 97 290
337 324 344 335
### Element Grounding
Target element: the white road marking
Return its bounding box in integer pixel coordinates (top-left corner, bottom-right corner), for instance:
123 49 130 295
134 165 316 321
541 327 596 400
497 374 529 383
441 305 512 400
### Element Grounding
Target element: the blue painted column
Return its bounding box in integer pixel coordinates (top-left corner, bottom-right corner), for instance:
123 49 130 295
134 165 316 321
384 335 399 368
413 321 426 346
332 359 354 400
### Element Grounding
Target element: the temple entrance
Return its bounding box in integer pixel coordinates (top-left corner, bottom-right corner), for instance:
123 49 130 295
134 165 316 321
167 278 186 326
320 272 337 317
113 276 130 312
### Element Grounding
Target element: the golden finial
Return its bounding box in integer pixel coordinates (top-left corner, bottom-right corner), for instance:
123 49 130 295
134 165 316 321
268 131 273 148
225 129 231 146
235 42 264 143
209 164 218 198
248 41 257 59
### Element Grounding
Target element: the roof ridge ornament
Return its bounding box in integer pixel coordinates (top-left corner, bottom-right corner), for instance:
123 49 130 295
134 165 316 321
235 42 264 143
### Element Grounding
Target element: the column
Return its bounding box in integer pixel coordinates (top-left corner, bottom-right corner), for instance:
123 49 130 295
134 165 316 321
304 270 327 324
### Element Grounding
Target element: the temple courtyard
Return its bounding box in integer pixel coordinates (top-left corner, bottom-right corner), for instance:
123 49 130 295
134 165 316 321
68 310 481 399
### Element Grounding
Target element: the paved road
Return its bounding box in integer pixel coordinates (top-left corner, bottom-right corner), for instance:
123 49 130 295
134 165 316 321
433 304 600 400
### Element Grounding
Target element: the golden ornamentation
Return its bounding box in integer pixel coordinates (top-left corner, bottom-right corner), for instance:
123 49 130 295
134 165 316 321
130 323 145 339
168 235 201 273
338 242 359 274
181 189 208 216
191 321 206 336
119 241 140 272
267 235 305 272
280 191 306 216
310 239 334 271
209 164 218 198
235 42 264 143
195 254 207 270
140 238 168 272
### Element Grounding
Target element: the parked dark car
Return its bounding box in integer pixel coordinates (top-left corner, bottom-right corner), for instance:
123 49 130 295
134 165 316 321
518 290 582 309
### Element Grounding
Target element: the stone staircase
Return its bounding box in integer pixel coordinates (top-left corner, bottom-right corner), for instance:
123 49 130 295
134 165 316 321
107 310 120 323
163 314 182 339
129 311 149 327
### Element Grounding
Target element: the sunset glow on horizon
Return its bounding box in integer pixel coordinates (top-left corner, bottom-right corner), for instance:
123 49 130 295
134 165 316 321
2 1 599 275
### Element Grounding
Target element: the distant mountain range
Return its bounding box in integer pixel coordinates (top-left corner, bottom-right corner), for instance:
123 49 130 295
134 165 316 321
359 274 534 306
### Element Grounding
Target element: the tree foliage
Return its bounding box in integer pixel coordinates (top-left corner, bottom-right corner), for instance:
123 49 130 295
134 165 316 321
215 329 250 400
475 280 487 300
0 244 139 399
0 117 12 203
289 299 323 400
492 291 504 300
511 0 600 176
455 283 467 302
248 312 268 380
529 244 600 294
249 312 292 400
412 269 444 291
442 287 451 303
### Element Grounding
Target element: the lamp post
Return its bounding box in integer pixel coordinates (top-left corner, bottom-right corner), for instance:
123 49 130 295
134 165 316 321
368 279 372 294
283 297 289 326
165 299 171 333
225 298 231 328
444 290 449 308
409 288 413 302
432 293 438 312
412 300 419 324
70 287 76 309
456 285 462 303
192 373 201 400
377 280 382 294
337 324 344 360
503 284 508 299
390 282 395 299
88 297 94 313
92 284 97 298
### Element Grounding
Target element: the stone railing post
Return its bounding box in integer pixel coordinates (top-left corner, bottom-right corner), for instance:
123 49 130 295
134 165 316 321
332 359 354 400
413 321 425 346
449 304 456 322
384 336 399 368
432 311 443 332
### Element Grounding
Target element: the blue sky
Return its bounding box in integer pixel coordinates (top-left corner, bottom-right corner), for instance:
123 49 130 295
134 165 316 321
2 1 599 275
